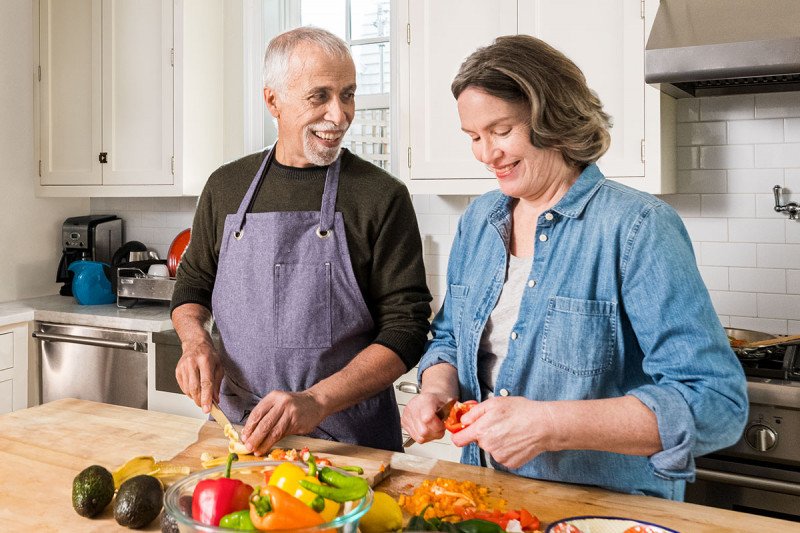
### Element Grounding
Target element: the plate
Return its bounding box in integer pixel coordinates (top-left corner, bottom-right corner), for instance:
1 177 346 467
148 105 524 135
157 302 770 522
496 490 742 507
167 228 191 277
546 516 679 533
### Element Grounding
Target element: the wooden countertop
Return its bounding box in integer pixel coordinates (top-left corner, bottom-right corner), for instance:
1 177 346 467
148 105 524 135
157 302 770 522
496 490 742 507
0 399 793 532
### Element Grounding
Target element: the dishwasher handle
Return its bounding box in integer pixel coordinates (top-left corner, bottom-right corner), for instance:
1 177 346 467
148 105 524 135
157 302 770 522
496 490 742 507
32 331 147 353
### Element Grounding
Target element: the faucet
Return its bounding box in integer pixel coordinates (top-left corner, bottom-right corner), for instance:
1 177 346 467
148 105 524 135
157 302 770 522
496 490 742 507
773 185 800 220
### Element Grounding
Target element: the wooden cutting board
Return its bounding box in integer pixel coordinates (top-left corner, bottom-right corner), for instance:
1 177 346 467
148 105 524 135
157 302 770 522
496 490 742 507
166 423 391 487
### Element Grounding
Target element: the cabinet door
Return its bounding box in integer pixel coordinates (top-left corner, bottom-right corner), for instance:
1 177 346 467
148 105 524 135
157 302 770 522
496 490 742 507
406 0 517 181
101 0 174 186
39 0 102 185
517 0 645 178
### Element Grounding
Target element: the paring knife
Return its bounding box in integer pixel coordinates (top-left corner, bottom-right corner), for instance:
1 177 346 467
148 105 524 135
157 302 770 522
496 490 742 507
402 398 457 448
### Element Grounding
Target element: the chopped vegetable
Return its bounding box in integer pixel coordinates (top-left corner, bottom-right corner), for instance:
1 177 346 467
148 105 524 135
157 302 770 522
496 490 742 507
399 477 505 522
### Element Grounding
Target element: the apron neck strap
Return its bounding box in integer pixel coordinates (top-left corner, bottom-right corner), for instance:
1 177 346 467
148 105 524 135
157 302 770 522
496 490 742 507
233 146 344 235
318 154 342 233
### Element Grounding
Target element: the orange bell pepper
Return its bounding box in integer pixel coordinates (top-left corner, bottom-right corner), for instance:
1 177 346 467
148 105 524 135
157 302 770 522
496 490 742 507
249 485 325 531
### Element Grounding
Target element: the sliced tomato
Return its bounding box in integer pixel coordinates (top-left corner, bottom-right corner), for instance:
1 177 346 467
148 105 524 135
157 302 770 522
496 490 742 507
443 400 479 433
623 527 665 533
550 524 584 533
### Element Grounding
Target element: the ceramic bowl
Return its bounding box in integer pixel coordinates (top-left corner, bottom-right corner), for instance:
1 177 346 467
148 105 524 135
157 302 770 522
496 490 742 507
163 460 373 532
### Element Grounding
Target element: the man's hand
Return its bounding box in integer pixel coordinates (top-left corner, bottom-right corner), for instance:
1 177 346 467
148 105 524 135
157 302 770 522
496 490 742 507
240 390 325 455
450 397 556 469
175 337 224 414
401 392 453 444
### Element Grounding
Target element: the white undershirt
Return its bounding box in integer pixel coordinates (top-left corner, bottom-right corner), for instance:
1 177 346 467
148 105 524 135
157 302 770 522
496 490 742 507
478 253 531 400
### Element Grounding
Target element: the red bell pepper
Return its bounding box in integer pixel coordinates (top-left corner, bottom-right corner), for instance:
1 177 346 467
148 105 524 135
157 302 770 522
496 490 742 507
443 400 478 433
192 453 254 527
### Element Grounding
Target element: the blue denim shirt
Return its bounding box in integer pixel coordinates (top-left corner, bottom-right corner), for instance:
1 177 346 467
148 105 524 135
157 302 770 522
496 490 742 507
418 164 748 500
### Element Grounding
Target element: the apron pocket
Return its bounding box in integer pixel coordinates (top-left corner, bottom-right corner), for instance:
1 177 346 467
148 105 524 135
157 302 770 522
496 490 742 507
274 262 332 348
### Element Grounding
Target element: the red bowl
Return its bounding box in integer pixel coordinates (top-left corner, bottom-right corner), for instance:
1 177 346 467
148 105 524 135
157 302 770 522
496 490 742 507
167 228 191 277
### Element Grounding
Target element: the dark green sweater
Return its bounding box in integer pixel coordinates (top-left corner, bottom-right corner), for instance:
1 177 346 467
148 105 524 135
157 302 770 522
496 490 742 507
171 149 432 369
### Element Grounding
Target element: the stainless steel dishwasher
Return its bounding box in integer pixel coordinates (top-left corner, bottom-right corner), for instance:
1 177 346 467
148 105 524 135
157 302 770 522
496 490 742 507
33 321 148 409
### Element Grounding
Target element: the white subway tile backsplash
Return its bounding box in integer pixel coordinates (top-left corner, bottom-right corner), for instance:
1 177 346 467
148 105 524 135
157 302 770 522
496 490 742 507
728 218 785 243
151 197 182 212
708 290 757 316
729 316 788 335
179 197 199 212
786 270 800 294
786 220 800 244
700 95 755 121
140 211 167 228
785 118 800 142
697 265 728 291
758 293 800 320
701 194 755 218
428 195 470 215
789 321 800 333
757 243 800 269
676 147 699 170
787 169 800 191
756 93 800 118
164 211 195 230
422 233 454 258
702 242 756 267
152 227 183 246
676 122 726 146
659 194 701 217
755 143 800 168
717 315 731 327
756 193 785 218
676 99 700 123
699 145 753 169
729 267 786 293
682 217 727 241
422 254 448 278
125 227 154 246
411 194 429 214
727 168 784 193
416 213 451 235
727 119 783 144
676 170 726 193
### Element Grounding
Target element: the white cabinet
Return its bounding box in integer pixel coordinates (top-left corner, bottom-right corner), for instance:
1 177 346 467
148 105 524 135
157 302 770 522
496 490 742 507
0 323 30 414
393 0 675 195
34 0 224 197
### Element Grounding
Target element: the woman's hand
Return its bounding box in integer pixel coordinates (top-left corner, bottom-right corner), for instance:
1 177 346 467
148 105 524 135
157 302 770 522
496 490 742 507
401 392 454 444
450 397 557 469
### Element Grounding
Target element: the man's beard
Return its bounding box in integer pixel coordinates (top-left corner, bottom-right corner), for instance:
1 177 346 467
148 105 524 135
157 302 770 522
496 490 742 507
303 120 350 166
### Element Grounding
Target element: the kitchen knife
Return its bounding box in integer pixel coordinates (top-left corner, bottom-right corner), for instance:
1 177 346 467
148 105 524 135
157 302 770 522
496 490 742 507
402 398 457 448
209 401 241 443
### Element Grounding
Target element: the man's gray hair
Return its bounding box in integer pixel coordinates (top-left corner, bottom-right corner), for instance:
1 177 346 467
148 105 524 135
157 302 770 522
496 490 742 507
263 26 352 94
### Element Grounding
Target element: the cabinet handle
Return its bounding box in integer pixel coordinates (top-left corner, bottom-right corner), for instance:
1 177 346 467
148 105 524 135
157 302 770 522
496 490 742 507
396 381 420 394
32 331 146 353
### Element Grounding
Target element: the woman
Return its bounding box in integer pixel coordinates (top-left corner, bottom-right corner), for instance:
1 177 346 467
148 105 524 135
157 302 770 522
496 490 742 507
401 35 747 500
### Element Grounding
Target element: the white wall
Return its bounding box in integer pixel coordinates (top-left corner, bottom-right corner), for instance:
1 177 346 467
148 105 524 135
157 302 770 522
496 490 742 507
0 0 89 303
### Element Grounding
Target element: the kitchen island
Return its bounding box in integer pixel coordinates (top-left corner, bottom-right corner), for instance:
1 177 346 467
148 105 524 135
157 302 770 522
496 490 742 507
0 399 793 532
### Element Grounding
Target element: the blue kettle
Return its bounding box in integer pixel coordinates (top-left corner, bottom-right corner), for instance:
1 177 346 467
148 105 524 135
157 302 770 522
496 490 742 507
68 260 116 305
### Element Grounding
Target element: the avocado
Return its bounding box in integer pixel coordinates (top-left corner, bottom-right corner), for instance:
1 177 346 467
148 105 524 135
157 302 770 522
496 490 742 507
114 474 164 529
72 464 115 518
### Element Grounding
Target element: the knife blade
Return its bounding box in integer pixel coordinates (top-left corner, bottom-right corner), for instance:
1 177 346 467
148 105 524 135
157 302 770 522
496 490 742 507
402 398 457 448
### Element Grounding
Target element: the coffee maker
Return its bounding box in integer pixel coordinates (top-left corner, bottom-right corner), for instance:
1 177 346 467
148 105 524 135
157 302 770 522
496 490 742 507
57 215 122 296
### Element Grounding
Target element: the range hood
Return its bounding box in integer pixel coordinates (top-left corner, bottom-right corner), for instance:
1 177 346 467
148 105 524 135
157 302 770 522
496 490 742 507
645 0 800 98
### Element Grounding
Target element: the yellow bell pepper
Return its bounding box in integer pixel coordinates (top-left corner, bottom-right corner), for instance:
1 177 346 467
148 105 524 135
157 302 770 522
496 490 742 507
267 462 340 522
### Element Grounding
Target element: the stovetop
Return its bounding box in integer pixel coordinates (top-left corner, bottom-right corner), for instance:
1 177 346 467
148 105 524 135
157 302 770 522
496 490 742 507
737 344 800 381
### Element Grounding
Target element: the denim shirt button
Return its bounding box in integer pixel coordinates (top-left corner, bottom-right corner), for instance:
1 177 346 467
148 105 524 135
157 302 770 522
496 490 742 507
498 388 510 396
544 212 554 221
539 234 548 242
527 279 536 288
510 331 518 340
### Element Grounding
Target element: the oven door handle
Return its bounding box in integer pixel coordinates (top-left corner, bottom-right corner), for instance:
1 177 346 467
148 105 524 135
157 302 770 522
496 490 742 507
696 467 800 496
32 331 147 353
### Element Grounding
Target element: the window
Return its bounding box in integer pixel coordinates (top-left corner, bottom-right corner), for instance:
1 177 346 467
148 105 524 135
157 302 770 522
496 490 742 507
260 0 392 170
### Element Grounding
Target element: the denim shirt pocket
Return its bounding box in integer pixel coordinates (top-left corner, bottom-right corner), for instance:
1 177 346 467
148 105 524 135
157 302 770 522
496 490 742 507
449 283 469 339
541 296 616 376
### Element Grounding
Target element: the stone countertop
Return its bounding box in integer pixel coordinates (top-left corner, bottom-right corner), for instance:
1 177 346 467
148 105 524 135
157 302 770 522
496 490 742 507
0 294 173 332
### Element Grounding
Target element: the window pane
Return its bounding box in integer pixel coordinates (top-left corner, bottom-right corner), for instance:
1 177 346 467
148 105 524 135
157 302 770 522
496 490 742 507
352 42 390 95
344 108 391 170
350 0 390 40
301 0 346 39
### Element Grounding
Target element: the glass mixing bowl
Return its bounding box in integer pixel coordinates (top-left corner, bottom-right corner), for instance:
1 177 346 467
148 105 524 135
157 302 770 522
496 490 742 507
164 460 373 532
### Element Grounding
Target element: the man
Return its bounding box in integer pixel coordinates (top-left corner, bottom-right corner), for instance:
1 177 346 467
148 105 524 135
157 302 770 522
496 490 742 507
171 27 431 454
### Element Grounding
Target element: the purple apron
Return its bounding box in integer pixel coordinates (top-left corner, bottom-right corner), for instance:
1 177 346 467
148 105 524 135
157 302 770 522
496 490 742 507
211 147 402 451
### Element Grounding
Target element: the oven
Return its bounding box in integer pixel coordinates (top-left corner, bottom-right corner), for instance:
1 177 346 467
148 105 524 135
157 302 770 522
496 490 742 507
684 332 800 522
